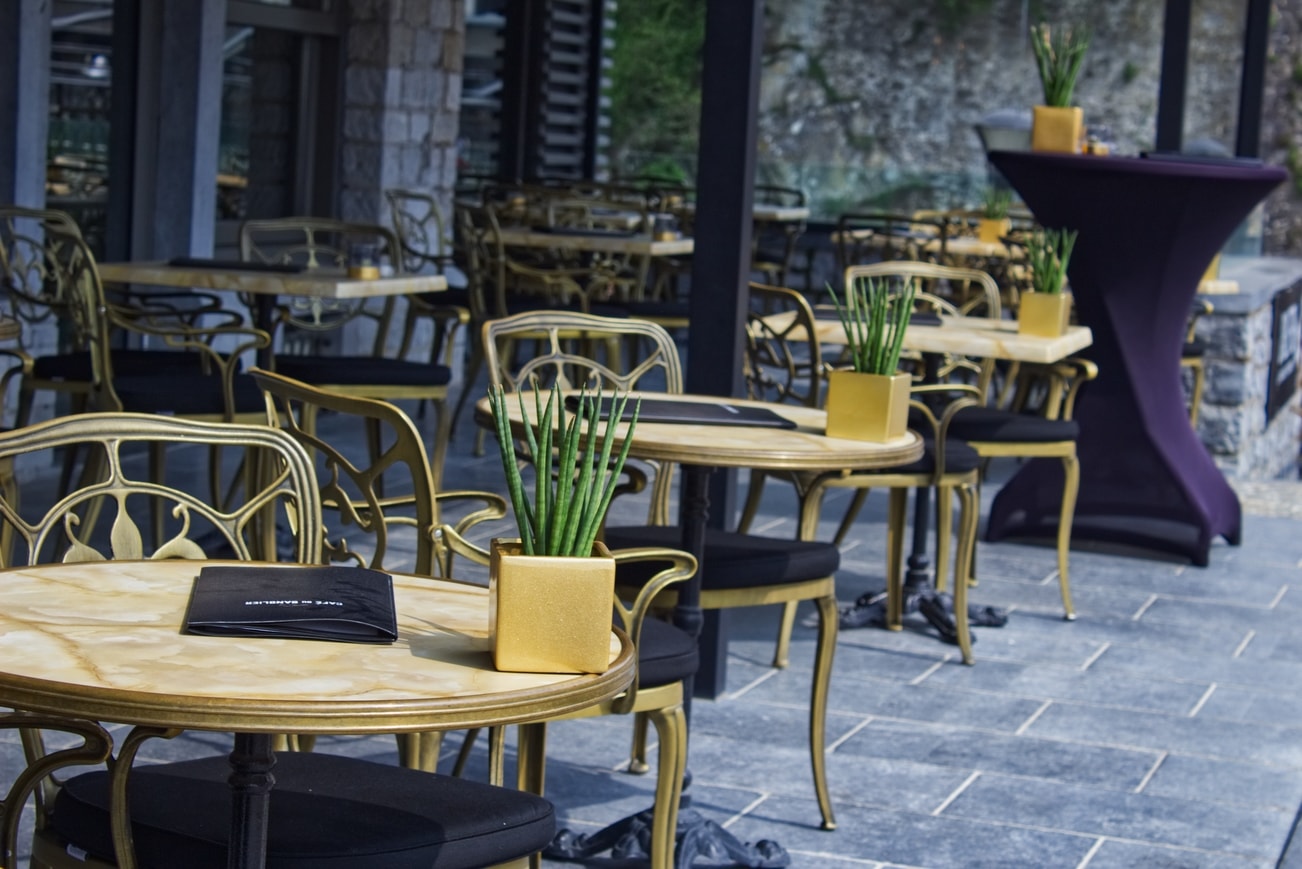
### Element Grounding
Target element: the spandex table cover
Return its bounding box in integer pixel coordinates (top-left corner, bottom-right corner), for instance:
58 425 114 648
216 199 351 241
986 151 1286 565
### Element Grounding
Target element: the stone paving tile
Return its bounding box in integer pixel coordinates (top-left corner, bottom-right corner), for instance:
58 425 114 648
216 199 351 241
1087 642 1302 695
943 773 1293 859
918 658 1211 715
724 797 1097 868
1083 838 1274 868
834 718 1161 791
1197 683 1302 723
1142 753 1302 812
1024 700 1302 768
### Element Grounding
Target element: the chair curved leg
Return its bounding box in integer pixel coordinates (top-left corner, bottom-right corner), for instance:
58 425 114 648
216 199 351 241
953 484 978 665
451 728 481 777
811 593 838 830
834 488 872 546
933 486 953 594
1057 452 1080 620
646 704 688 869
772 602 797 670
487 725 507 787
449 339 485 449
736 470 769 533
427 397 452 492
628 711 650 774
396 731 444 772
885 488 908 629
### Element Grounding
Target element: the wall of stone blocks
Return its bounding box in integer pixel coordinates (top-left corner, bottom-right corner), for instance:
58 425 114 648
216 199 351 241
1196 283 1302 479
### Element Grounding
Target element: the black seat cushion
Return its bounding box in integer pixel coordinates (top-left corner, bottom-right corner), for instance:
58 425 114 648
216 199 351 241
273 356 452 388
888 438 982 475
1182 338 1206 358
112 371 266 415
415 287 471 309
946 406 1080 444
636 616 699 688
602 526 840 591
31 349 215 381
621 300 690 320
47 752 555 869
499 295 631 319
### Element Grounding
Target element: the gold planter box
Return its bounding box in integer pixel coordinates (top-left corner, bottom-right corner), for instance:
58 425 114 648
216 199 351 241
489 538 616 674
1031 105 1083 154
1018 291 1074 338
978 218 1011 245
824 370 911 442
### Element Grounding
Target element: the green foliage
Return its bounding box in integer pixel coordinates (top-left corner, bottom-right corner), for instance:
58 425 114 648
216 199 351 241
827 277 916 376
933 0 997 36
488 383 640 558
1030 21 1089 107
981 186 1012 219
608 0 705 173
1026 227 1079 295
1122 61 1140 85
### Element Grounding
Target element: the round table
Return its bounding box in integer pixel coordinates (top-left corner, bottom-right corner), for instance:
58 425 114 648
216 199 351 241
0 559 635 868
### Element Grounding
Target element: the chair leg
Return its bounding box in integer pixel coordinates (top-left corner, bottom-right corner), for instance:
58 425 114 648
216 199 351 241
1188 360 1206 425
451 728 481 777
736 470 768 533
645 704 688 869
885 488 908 629
1057 453 1080 620
427 396 452 493
396 731 443 772
449 339 486 449
953 484 978 665
933 486 953 594
487 725 508 787
810 593 838 830
628 711 650 774
516 722 547 795
772 602 797 670
834 488 872 545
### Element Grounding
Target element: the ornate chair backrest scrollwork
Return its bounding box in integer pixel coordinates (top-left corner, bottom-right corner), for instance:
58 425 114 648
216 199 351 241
0 412 322 568
254 368 507 578
745 282 825 409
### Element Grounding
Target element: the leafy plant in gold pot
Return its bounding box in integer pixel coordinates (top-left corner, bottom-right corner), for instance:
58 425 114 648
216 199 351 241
486 382 639 673
1018 227 1079 338
1029 21 1089 153
978 186 1014 244
824 275 916 442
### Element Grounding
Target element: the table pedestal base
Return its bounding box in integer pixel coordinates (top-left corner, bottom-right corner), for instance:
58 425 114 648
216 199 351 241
547 806 789 868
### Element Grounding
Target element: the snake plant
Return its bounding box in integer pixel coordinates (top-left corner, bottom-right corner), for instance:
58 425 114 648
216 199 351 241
488 381 639 557
1025 227 1079 295
827 275 916 376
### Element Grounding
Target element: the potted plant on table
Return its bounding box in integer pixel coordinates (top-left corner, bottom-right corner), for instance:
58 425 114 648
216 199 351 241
486 381 639 674
978 187 1014 244
824 275 916 442
1029 21 1090 153
1018 226 1079 337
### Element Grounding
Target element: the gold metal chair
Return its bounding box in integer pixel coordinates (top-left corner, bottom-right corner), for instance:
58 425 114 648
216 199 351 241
750 184 807 287
0 413 557 869
253 367 509 773
1182 298 1213 425
483 309 843 832
740 282 984 666
239 217 454 488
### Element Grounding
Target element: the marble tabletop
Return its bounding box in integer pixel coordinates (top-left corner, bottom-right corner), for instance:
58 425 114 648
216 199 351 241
495 227 695 257
0 560 634 734
98 261 447 300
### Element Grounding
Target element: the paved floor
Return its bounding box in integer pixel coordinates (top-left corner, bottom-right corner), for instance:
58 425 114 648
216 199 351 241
4 376 1302 868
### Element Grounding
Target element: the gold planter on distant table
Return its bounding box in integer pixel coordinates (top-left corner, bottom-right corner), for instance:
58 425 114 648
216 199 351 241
1031 105 1083 154
977 218 1011 245
490 538 615 674
824 370 911 443
1018 291 1074 338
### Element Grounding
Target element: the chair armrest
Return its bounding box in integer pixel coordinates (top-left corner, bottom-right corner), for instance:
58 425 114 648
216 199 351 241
909 383 984 486
608 547 698 715
433 490 509 538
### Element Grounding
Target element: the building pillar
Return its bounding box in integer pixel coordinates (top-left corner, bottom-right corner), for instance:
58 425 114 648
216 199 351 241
127 0 227 258
340 0 465 225
0 0 52 207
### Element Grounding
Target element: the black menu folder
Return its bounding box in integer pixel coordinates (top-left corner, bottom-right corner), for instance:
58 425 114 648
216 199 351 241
168 256 304 274
183 565 397 644
565 395 797 429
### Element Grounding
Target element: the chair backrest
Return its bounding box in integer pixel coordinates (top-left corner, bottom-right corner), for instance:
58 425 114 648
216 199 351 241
36 217 266 419
745 282 824 408
254 368 468 577
238 217 402 350
0 412 322 567
385 188 449 274
482 310 683 525
835 210 948 277
845 260 1002 320
0 206 87 350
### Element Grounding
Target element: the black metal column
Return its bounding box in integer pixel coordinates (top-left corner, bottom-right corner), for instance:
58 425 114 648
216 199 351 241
1155 0 1192 153
1236 0 1271 158
686 0 763 699
498 0 542 182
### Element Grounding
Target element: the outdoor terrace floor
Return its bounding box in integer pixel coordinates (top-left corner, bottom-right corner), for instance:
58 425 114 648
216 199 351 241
4 371 1302 868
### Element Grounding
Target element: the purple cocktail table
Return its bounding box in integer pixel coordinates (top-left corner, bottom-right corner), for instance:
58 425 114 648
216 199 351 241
987 150 1287 565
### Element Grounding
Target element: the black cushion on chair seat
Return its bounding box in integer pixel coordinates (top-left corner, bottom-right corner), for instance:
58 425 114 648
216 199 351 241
636 616 699 688
112 372 267 416
415 288 471 309
947 406 1080 444
47 752 556 869
274 356 452 388
500 295 631 319
602 526 840 591
1182 338 1206 358
888 438 983 475
621 300 691 320
32 349 213 381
